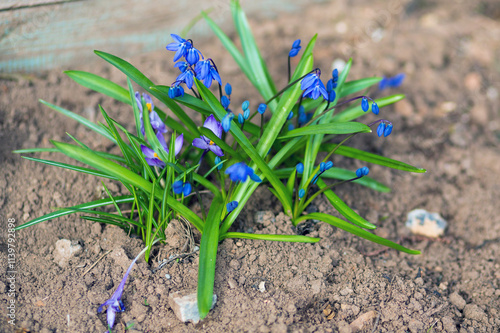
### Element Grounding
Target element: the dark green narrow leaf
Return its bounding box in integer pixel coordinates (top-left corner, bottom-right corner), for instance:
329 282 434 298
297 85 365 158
316 178 377 229
296 213 421 255
322 144 426 173
220 232 319 243
16 196 135 230
65 70 130 104
198 197 223 319
278 122 371 140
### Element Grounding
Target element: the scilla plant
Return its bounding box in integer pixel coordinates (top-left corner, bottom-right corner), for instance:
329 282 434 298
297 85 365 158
16 0 425 324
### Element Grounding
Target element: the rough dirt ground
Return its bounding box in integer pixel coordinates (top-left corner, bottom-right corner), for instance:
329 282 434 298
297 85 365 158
1 0 500 332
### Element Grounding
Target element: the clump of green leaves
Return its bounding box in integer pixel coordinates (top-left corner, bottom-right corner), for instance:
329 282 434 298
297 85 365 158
16 0 424 320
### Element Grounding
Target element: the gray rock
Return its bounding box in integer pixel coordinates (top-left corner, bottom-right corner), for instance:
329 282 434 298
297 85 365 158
449 292 466 310
169 290 217 323
53 239 82 267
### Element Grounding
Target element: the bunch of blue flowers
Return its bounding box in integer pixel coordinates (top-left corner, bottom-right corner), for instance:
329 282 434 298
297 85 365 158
15 0 425 327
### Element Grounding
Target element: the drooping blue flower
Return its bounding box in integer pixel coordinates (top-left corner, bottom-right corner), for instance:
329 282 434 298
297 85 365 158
226 201 239 213
371 102 380 115
327 68 339 90
225 83 232 96
221 95 230 110
176 69 195 89
98 249 143 332
289 39 302 57
174 61 189 73
222 112 234 132
185 47 202 66
243 109 250 120
214 156 223 170
238 113 244 124
384 123 393 137
377 122 393 137
379 73 405 90
287 111 294 120
300 73 328 100
325 161 333 170
183 182 192 196
328 89 336 102
225 162 262 183
242 100 249 111
195 59 222 88
361 97 369 112
296 163 304 174
166 34 192 62
288 124 295 131
173 180 184 194
356 166 370 177
136 92 167 135
298 105 307 125
298 189 305 198
258 103 267 115
192 115 224 157
168 85 184 99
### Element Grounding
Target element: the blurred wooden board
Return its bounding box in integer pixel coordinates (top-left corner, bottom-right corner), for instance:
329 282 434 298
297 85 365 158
0 0 306 73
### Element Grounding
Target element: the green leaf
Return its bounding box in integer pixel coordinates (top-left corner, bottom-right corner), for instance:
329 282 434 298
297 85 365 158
40 100 116 143
65 70 130 104
323 144 426 173
220 232 319 243
296 213 421 255
198 197 223 319
13 148 59 154
51 141 204 232
339 77 382 99
316 178 376 229
332 94 405 122
278 122 371 140
16 196 135 230
21 156 118 180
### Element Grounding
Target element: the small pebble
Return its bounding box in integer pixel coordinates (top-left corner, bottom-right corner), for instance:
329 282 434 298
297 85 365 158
168 290 217 323
258 281 266 293
405 209 447 238
449 292 466 310
165 274 171 280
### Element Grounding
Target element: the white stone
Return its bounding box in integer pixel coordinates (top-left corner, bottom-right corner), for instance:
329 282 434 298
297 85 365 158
168 291 217 323
53 239 82 267
405 209 447 238
258 281 266 293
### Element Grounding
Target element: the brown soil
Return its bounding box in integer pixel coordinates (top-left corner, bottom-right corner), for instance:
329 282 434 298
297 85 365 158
1 0 500 332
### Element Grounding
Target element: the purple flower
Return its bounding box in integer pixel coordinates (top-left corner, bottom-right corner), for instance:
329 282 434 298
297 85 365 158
225 162 262 183
195 59 222 88
192 115 224 156
140 132 184 168
300 73 328 100
136 92 167 135
166 34 192 62
98 251 142 332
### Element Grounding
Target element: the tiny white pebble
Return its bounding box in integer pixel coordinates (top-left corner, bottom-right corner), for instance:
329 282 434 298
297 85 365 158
165 274 171 279
258 281 266 293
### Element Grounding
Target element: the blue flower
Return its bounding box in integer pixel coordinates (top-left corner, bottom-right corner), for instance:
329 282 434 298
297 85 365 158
173 180 184 194
288 124 295 131
243 109 250 120
98 251 142 332
176 69 195 89
377 122 393 137
379 73 405 90
174 61 189 73
371 102 380 115
166 34 192 62
328 90 336 102
238 113 244 124
225 83 232 96
168 85 184 99
185 47 202 66
258 103 267 115
296 163 304 174
135 92 167 135
225 162 262 183
222 112 234 132
226 201 239 213
325 161 333 170
289 39 301 57
195 59 222 88
221 95 230 110
300 73 328 100
192 115 224 157
361 97 369 112
242 100 249 111
298 106 307 125
287 111 294 120
214 156 223 170
298 189 305 198
356 167 369 177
